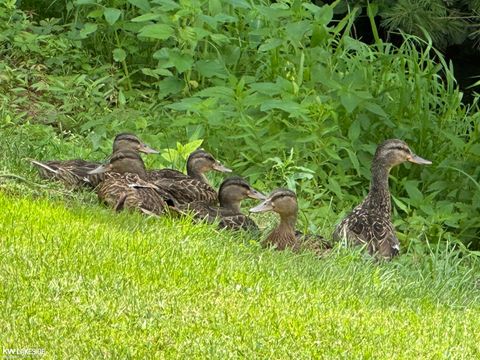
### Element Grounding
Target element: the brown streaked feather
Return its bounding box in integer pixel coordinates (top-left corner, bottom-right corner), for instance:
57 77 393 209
32 159 101 187
97 173 175 215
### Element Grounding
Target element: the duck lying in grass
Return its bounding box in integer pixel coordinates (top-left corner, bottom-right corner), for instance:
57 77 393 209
180 176 265 231
332 139 432 260
89 147 176 215
250 189 331 254
31 133 158 188
150 149 232 205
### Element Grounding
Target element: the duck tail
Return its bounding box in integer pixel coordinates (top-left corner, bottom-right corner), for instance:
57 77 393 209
29 159 59 175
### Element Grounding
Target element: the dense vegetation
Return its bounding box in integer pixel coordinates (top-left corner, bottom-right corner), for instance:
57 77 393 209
1 0 479 249
1 0 480 356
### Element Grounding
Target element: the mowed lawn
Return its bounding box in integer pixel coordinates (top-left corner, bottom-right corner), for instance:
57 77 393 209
1 193 479 359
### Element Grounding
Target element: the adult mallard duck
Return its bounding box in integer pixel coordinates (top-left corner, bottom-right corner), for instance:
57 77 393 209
89 148 176 215
180 176 265 231
31 133 158 188
250 188 331 253
332 139 432 259
149 149 232 205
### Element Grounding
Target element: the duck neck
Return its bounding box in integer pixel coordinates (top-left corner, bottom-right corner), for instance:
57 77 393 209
219 198 241 213
112 151 148 180
266 214 297 250
368 161 392 215
187 165 208 184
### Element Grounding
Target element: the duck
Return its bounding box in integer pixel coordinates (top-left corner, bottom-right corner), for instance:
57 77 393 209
31 133 158 188
149 148 232 205
332 139 432 260
88 147 176 215
180 176 265 231
250 188 331 253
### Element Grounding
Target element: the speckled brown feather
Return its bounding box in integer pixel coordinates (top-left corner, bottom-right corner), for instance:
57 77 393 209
96 173 175 215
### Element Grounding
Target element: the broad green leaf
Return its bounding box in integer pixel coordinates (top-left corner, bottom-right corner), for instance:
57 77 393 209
157 77 184 99
310 24 328 47
317 5 333 25
348 119 361 142
87 9 103 18
168 51 194 73
260 99 305 116
79 23 98 38
196 60 228 79
404 180 424 203
166 97 202 111
151 0 181 11
104 8 122 25
285 21 311 43
127 0 150 11
196 86 235 99
183 139 204 155
141 67 173 78
392 195 408 213
364 102 388 117
112 48 126 62
258 38 283 52
340 92 362 113
131 13 161 22
249 82 283 95
228 0 251 9
138 24 174 40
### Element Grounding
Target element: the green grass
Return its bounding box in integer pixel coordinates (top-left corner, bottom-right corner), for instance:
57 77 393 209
1 192 479 359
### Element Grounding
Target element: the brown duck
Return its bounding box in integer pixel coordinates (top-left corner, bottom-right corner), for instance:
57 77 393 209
149 149 231 205
89 148 176 215
250 188 330 253
180 176 265 231
31 133 158 188
332 139 432 260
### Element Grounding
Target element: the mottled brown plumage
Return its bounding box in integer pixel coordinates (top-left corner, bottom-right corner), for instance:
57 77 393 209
179 176 265 231
150 149 231 205
91 149 176 215
31 133 158 188
250 189 330 254
332 139 432 260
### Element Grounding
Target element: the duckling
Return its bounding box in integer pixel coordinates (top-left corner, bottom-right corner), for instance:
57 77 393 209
332 139 432 260
180 176 265 231
31 133 158 188
89 149 176 215
250 189 330 253
149 149 231 205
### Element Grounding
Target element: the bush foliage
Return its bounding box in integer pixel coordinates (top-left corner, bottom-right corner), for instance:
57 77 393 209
1 0 479 250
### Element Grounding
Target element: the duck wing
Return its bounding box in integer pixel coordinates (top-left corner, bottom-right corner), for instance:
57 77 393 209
97 173 171 215
151 177 217 205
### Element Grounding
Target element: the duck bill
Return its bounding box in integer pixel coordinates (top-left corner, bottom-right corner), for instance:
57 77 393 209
88 163 111 174
247 189 267 201
138 143 159 154
212 162 232 173
249 200 273 213
407 154 432 165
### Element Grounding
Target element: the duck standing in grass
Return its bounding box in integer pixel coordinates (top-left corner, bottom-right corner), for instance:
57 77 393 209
31 133 158 188
180 176 265 231
149 148 232 205
250 188 331 254
332 139 432 259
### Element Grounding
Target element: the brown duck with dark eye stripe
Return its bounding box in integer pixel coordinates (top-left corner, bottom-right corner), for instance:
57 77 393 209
179 176 265 231
250 188 331 254
149 149 232 205
332 139 432 260
90 149 176 215
31 133 158 188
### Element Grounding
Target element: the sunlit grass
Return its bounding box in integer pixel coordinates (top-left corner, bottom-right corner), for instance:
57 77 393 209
0 193 479 358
